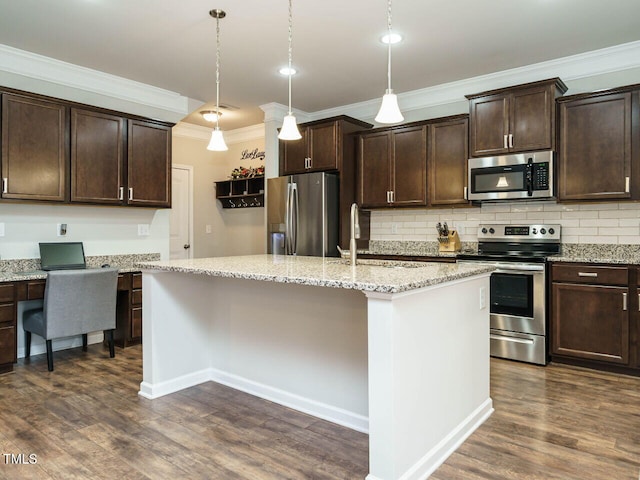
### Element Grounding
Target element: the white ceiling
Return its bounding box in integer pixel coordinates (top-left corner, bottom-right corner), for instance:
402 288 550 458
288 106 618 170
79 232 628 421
1 0 640 130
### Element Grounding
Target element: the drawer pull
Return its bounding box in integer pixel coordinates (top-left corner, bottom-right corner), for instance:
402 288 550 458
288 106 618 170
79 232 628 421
623 292 628 311
577 272 598 278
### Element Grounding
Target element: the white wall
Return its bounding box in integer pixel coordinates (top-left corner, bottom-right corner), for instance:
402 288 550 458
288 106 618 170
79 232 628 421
0 203 169 260
172 124 266 258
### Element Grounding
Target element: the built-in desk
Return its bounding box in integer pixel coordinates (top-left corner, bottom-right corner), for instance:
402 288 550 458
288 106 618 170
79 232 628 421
0 270 143 374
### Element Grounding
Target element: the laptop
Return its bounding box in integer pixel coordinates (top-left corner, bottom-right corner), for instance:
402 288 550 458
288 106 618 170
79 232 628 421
39 242 87 271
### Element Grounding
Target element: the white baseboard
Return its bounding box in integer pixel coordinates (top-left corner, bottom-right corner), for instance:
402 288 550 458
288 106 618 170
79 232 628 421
17 332 104 359
137 366 369 433
138 368 211 399
399 398 494 480
209 368 369 433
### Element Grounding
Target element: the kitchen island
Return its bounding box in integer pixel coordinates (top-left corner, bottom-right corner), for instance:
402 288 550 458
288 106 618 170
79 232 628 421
137 255 493 480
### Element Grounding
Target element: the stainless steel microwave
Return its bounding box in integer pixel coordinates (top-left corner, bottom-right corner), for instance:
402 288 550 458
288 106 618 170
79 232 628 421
467 151 554 201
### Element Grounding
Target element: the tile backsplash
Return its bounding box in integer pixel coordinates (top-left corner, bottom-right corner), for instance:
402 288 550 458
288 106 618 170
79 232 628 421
370 201 640 245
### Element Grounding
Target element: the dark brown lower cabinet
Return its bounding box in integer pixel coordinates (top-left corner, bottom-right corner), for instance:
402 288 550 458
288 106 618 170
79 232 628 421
113 272 143 348
0 272 143 373
0 284 16 373
551 263 638 374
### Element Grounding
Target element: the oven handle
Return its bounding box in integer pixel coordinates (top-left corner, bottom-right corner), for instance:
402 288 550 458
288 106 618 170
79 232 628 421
493 263 545 272
490 333 535 345
458 260 545 271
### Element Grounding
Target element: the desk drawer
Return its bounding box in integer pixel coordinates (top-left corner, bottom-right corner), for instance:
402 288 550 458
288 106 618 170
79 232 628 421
132 289 142 306
118 274 131 291
0 325 16 365
27 281 46 300
0 284 14 303
0 304 14 324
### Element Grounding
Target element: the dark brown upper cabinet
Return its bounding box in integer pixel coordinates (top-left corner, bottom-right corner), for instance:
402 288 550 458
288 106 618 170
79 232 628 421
428 115 470 207
71 108 125 204
557 86 637 202
357 124 427 208
1 93 68 201
466 78 567 157
280 116 371 175
127 120 172 207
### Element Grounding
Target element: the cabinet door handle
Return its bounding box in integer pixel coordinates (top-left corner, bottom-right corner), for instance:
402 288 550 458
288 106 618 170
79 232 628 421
386 191 390 203
308 157 312 169
119 186 124 200
508 134 514 148
577 272 598 277
2 177 6 194
623 292 628 311
463 186 467 200
503 135 508 149
625 176 630 193
128 187 133 201
392 191 395 203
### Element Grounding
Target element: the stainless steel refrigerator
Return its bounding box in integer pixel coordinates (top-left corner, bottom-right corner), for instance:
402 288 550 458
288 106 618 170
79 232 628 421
267 172 339 257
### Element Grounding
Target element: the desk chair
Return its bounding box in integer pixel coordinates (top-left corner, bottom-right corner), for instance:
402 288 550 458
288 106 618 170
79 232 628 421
23 268 118 372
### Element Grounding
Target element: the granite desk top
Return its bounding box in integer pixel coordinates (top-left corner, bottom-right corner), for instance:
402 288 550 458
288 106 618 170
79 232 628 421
0 253 160 282
137 254 494 294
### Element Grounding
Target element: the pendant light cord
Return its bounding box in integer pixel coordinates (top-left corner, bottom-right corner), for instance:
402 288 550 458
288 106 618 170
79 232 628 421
287 0 293 115
386 0 392 92
215 14 221 129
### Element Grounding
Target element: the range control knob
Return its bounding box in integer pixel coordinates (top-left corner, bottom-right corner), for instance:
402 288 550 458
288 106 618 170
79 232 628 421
540 228 547 234
481 227 488 234
549 228 555 235
532 228 538 234
489 228 495 234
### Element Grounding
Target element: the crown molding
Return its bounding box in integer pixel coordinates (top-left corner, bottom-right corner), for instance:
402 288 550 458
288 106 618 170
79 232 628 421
309 40 640 123
173 122 264 145
260 102 312 124
0 44 191 116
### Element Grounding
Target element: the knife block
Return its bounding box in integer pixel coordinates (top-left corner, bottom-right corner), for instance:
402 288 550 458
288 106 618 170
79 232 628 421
438 230 461 253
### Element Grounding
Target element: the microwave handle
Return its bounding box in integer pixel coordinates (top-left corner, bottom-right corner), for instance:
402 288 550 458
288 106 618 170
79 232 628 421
526 161 534 196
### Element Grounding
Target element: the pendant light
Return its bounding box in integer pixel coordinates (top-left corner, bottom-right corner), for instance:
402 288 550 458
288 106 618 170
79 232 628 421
207 9 229 151
375 0 404 124
278 0 302 141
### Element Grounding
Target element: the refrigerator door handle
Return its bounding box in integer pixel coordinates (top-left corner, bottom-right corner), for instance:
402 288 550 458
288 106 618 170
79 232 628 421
285 183 293 254
291 182 299 254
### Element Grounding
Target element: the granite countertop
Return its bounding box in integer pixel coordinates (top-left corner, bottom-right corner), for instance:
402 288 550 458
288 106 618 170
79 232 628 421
549 244 640 265
0 253 160 282
137 254 494 294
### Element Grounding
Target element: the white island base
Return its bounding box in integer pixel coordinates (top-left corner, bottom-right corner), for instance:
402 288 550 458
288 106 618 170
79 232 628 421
139 260 492 480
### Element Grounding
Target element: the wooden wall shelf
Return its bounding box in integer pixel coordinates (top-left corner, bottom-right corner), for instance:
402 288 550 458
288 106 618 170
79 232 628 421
215 176 264 209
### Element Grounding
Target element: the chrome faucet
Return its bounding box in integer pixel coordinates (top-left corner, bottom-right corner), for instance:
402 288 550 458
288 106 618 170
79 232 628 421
349 202 360 266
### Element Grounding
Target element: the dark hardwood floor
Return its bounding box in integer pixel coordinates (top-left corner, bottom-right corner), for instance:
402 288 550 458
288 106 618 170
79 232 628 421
1 345 639 479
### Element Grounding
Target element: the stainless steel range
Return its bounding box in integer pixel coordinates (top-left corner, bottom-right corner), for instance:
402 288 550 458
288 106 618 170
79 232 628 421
457 224 561 365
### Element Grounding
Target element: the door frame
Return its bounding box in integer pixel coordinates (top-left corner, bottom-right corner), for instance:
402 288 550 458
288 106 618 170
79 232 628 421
171 163 194 259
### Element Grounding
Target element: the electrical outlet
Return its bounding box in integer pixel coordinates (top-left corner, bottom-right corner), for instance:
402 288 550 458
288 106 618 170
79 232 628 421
479 287 486 309
138 224 150 236
205 225 212 234
57 223 67 236
391 223 398 234
0 223 4 237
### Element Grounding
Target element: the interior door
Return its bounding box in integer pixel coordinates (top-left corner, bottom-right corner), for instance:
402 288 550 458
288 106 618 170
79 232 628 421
169 165 192 260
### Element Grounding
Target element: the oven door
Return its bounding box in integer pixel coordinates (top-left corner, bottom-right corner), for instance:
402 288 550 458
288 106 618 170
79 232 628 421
490 264 546 336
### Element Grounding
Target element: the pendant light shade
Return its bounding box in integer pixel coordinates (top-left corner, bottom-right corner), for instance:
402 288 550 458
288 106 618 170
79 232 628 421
279 114 302 141
207 127 228 151
375 90 403 124
206 9 228 152
375 0 404 124
278 0 302 141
